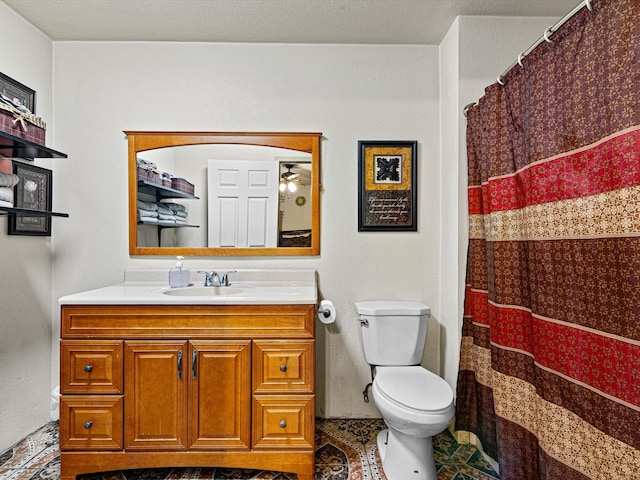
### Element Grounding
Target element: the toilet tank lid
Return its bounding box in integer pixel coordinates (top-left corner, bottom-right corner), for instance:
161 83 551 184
355 300 431 316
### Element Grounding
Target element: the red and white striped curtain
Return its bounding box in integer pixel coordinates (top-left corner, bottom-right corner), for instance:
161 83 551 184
455 0 640 478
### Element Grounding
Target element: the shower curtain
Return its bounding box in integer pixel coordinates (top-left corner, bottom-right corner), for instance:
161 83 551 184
455 0 640 478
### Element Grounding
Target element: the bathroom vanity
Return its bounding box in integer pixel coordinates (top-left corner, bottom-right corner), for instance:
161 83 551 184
58 270 316 480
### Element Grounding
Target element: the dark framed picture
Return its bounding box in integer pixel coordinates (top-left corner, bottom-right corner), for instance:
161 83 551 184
8 163 52 236
358 140 418 231
0 72 36 114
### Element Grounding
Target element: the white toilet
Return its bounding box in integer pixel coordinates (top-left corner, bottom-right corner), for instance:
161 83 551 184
355 300 454 480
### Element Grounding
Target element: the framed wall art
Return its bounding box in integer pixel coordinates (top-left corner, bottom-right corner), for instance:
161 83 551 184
8 162 52 236
0 72 36 114
358 140 417 231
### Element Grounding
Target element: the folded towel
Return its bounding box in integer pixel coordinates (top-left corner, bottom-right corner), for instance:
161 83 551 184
137 200 158 211
0 93 32 115
138 209 159 218
0 172 19 187
163 202 186 212
156 204 173 215
136 158 158 171
158 213 177 221
0 186 14 203
174 210 188 218
0 199 13 208
138 216 159 224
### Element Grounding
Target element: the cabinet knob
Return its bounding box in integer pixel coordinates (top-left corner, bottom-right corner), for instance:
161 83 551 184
279 420 287 428
84 365 93 373
84 421 93 429
280 364 287 372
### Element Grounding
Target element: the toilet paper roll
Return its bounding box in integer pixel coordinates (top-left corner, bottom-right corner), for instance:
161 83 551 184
317 299 337 325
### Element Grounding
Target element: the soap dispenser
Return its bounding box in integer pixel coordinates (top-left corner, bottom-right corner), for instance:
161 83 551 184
169 256 190 288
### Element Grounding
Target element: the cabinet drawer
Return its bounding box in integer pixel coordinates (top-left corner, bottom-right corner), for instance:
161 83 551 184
60 395 123 450
253 340 314 393
61 340 123 394
252 395 314 449
61 304 315 339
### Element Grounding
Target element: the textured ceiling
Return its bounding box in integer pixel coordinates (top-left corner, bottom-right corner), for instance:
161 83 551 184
2 0 582 45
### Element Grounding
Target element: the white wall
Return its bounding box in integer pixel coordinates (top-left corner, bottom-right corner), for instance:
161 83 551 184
439 18 462 389
50 42 441 419
0 4 569 451
438 15 561 390
458 16 558 107
0 1 56 450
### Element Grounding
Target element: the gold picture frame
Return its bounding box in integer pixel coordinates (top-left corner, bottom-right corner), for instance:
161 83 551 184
358 140 417 231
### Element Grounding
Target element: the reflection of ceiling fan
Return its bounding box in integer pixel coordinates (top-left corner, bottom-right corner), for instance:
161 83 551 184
280 163 299 192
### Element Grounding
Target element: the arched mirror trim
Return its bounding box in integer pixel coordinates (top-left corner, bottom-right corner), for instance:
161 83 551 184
126 131 321 256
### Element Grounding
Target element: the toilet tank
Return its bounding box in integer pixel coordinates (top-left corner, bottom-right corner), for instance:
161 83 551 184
355 300 430 366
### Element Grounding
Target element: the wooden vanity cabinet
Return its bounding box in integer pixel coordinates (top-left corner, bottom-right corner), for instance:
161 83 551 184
59 304 315 480
123 339 252 450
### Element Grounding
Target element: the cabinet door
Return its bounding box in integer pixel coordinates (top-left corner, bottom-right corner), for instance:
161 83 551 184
124 341 188 450
189 340 251 449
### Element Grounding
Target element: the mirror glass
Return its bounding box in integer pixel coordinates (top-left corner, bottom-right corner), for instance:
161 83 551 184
127 132 321 256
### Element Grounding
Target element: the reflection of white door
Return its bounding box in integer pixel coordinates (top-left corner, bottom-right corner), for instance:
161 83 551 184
207 159 279 248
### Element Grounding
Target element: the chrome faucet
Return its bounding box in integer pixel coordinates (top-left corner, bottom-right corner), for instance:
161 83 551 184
198 270 237 287
198 271 220 287
220 270 237 287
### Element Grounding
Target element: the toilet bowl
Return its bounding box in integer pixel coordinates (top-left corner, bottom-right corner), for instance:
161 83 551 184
372 366 454 480
355 300 454 480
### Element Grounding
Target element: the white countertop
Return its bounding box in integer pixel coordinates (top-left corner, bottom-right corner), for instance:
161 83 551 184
59 269 318 306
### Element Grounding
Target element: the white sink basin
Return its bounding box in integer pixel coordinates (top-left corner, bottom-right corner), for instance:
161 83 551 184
163 286 245 297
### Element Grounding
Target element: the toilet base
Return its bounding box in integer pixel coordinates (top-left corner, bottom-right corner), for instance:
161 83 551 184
376 428 437 480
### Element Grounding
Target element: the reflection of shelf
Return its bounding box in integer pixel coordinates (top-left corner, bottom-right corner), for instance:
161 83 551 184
137 180 199 200
0 130 67 160
138 220 199 228
0 206 69 217
138 220 199 246
136 179 198 246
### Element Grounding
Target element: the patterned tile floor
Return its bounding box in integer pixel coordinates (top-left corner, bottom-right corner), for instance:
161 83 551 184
0 419 498 480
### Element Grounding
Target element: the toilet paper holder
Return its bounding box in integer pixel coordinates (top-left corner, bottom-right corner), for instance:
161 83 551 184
316 299 337 325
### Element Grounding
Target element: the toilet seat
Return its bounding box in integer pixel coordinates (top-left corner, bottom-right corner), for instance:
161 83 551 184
374 366 453 415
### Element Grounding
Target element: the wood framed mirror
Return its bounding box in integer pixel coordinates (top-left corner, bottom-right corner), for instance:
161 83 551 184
126 131 321 256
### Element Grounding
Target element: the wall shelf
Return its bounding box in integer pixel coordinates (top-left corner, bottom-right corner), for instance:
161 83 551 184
137 180 199 200
0 130 67 160
138 220 198 228
0 130 69 235
0 206 69 217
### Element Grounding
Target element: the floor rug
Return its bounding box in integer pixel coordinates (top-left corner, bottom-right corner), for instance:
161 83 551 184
0 419 498 479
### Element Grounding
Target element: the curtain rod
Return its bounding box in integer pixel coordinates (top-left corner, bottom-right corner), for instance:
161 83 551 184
464 0 592 116
498 0 592 82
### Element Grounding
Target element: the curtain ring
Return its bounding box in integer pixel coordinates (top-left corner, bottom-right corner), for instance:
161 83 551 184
585 0 592 12
463 102 477 117
517 53 525 69
543 27 554 43
497 75 505 86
